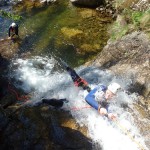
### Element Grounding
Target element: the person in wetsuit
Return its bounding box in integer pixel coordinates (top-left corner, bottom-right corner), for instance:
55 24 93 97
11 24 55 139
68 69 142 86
8 22 19 39
61 60 121 120
85 82 121 120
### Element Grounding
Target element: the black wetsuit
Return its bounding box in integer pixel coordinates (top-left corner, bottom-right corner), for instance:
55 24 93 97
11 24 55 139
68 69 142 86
8 24 19 37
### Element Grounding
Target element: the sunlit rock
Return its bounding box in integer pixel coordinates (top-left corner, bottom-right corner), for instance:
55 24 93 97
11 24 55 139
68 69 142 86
93 31 150 110
40 0 56 4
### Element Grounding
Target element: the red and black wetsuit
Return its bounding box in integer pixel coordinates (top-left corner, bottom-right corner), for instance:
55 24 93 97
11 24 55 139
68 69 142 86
66 67 91 92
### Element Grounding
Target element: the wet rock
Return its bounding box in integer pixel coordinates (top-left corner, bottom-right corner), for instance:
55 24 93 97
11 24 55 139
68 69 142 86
0 106 9 131
96 0 116 18
40 0 56 5
130 0 150 11
70 0 104 7
0 106 92 149
0 38 20 59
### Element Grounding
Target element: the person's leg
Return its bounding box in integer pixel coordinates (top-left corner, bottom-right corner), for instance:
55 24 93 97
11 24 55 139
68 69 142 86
66 67 91 92
78 79 91 92
61 60 91 91
83 84 91 92
66 67 80 82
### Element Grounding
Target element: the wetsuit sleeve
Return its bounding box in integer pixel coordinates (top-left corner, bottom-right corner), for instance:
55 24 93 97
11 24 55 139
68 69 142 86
85 87 99 110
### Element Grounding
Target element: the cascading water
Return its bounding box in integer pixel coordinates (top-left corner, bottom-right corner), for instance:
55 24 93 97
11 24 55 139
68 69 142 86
9 56 148 150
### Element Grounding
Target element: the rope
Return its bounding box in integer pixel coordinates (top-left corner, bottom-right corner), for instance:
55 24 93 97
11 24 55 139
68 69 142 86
7 83 30 102
114 120 145 150
70 105 92 111
69 105 145 150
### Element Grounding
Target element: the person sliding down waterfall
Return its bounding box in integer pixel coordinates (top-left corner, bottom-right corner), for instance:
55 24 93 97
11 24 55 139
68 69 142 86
61 60 121 121
85 82 121 121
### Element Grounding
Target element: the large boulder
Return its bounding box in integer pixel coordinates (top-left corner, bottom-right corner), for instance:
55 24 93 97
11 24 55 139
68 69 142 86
70 0 104 7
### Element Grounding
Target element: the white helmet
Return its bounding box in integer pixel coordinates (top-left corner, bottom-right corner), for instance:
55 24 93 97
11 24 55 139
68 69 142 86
108 82 121 94
11 22 16 27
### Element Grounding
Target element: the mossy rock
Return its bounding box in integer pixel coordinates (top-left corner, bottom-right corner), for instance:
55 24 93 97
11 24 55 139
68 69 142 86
61 27 83 39
13 0 44 13
79 43 100 54
79 9 97 18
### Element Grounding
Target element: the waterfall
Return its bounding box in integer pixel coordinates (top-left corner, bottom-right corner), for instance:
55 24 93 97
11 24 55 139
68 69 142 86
9 56 148 150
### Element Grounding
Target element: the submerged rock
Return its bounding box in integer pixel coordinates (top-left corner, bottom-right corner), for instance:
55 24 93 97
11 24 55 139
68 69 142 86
61 27 83 38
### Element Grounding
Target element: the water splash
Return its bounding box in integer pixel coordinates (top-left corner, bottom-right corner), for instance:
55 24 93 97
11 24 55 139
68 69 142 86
9 56 148 150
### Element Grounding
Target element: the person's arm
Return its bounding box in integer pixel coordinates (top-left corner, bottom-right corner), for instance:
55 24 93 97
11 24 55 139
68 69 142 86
85 87 101 111
86 89 117 120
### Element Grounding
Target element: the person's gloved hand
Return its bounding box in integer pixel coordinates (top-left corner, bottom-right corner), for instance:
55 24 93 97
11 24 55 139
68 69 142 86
108 113 117 121
99 108 107 115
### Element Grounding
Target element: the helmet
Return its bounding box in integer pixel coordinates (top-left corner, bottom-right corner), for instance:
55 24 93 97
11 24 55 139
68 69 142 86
11 22 16 27
108 82 121 94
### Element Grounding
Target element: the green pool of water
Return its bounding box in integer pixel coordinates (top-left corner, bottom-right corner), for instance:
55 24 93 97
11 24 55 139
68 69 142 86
17 0 112 67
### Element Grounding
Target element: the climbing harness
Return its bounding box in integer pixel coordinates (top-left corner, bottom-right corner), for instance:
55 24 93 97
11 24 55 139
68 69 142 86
74 78 88 87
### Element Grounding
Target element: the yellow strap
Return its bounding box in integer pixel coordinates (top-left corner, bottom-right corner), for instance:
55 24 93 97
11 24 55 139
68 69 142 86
114 120 145 150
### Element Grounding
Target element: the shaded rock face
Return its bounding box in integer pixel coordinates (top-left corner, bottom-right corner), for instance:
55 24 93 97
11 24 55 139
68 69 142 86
93 31 150 110
70 0 104 7
0 106 92 150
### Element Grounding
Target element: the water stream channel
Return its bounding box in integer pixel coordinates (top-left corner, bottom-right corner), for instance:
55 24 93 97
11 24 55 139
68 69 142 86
0 1 149 150
0 0 111 67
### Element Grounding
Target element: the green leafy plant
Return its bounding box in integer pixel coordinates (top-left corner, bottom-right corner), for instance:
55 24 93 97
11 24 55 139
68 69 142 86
0 10 23 21
131 11 144 27
110 7 149 40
